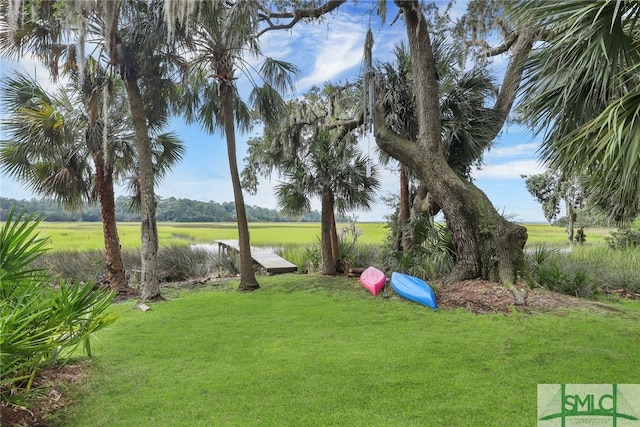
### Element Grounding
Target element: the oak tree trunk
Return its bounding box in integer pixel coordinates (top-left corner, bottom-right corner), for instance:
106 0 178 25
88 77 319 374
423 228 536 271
93 152 131 294
221 84 260 291
124 71 160 301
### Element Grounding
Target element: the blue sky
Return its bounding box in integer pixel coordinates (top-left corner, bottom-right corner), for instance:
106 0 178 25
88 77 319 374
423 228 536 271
0 1 548 223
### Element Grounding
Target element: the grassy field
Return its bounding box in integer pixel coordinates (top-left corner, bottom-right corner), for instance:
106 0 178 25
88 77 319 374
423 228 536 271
523 223 614 247
62 275 640 426
30 221 613 251
32 222 389 251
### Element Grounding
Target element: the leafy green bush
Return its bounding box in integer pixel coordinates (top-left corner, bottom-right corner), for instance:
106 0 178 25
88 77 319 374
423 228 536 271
606 228 640 250
534 261 593 297
0 210 116 406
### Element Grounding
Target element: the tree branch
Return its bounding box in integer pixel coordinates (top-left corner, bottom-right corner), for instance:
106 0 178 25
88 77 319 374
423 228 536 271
257 0 347 37
372 83 420 168
492 28 535 122
479 31 519 58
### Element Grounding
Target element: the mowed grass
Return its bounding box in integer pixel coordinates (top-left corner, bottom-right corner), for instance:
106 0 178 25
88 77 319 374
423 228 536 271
64 275 640 426
30 221 613 252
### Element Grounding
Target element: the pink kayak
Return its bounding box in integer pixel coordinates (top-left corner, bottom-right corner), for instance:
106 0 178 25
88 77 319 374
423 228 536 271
359 266 387 296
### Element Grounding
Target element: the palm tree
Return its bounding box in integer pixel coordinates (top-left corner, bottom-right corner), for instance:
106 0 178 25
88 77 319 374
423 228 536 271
275 129 380 275
378 43 417 253
378 39 499 252
179 1 297 291
2 0 188 301
242 81 379 274
517 0 640 223
0 71 184 293
1 71 132 293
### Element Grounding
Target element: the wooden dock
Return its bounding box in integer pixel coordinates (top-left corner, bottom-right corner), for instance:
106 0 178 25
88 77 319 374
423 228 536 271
214 240 298 274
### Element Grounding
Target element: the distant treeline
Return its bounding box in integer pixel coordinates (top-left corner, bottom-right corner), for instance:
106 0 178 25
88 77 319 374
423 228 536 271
0 196 328 222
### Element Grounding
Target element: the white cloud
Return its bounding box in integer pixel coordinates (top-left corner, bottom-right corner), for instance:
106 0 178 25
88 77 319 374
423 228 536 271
486 143 539 158
296 29 366 90
472 159 545 179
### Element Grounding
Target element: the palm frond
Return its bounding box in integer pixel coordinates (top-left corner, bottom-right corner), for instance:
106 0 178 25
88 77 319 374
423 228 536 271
542 90 640 223
249 83 286 126
259 57 298 94
151 131 186 181
275 180 312 217
517 0 640 223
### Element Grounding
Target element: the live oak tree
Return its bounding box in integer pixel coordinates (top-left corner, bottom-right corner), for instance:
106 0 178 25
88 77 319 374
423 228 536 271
523 171 584 244
378 35 500 254
243 89 380 275
261 0 536 287
371 1 535 286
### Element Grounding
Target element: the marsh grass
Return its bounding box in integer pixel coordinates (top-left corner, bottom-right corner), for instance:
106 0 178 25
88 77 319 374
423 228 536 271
523 223 614 247
62 275 640 427
281 244 322 273
33 222 639 295
36 246 241 285
19 221 616 252
563 246 640 294
526 245 640 296
31 222 387 252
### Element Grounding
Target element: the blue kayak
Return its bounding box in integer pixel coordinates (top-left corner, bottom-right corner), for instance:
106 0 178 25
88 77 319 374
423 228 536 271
390 272 437 310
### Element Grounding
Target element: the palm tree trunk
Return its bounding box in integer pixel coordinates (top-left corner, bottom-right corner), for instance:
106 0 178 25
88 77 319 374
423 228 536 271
221 85 259 291
321 189 336 275
124 71 160 301
93 153 131 294
329 209 341 272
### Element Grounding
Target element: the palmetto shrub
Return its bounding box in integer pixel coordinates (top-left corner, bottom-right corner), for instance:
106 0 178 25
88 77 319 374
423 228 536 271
0 210 116 406
527 246 596 298
282 245 322 274
381 214 455 281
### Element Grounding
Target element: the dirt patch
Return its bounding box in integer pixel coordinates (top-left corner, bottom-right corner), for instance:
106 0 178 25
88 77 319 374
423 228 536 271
1 362 87 427
434 279 615 314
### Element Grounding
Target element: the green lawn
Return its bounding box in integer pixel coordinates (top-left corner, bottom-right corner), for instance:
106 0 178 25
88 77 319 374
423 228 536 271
63 275 640 426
